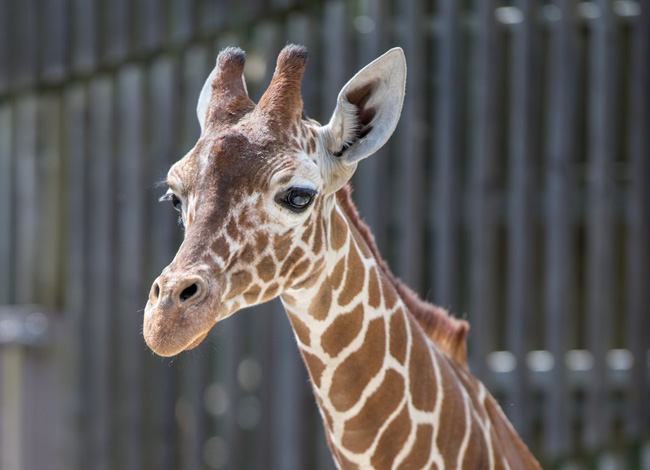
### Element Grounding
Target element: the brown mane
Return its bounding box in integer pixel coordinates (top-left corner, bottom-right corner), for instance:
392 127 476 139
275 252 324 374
335 185 470 366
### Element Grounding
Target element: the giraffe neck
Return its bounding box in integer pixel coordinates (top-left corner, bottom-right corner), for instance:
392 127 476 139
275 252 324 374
279 194 540 470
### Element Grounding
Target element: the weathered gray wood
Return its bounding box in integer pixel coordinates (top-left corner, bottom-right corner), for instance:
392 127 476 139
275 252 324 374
71 0 98 73
467 0 502 380
134 0 163 55
432 0 463 310
505 0 540 439
14 96 38 304
322 1 350 114
1 345 23 470
85 76 116 470
543 0 579 461
584 0 617 450
169 0 196 46
0 0 9 92
102 0 130 65
40 0 68 82
0 103 14 304
624 1 650 446
9 0 38 87
63 83 89 470
201 0 230 34
116 64 146 470
35 94 63 307
394 0 425 292
21 316 73 470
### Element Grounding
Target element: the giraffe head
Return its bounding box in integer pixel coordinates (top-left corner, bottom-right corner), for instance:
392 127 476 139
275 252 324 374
143 45 406 357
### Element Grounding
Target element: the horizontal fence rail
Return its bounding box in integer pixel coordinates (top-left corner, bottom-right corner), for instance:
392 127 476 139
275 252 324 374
0 1 648 469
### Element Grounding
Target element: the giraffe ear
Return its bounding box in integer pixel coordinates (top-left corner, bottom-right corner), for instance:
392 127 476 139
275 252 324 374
321 48 406 176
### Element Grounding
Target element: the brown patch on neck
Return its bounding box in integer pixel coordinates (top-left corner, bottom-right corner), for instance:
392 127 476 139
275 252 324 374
335 185 470 367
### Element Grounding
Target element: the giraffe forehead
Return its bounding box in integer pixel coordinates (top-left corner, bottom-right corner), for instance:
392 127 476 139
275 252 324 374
199 127 315 191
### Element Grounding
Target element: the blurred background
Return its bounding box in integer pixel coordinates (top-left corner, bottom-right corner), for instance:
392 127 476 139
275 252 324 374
0 0 648 469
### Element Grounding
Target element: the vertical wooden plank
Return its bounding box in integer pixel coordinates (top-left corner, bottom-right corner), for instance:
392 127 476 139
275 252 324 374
180 45 207 150
71 0 98 73
63 83 90 470
322 1 350 115
624 1 650 450
584 0 617 452
200 0 230 34
432 0 463 308
134 0 164 55
1 345 23 470
35 94 64 307
0 101 17 470
85 76 116 470
269 301 311 470
22 94 66 470
543 0 579 461
505 0 540 438
40 0 68 82
467 0 501 379
395 0 426 291
9 0 38 87
14 96 38 304
169 0 197 46
0 102 14 304
116 64 146 470
146 56 182 470
101 0 130 65
0 0 11 92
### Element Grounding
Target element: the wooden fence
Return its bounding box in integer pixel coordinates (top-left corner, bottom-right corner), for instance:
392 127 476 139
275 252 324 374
0 0 648 469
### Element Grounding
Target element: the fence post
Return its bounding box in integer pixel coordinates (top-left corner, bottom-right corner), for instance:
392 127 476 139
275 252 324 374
0 306 50 470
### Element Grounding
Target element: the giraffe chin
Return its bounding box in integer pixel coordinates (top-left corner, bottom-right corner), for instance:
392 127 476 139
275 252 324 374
185 331 209 350
142 300 218 357
143 326 212 357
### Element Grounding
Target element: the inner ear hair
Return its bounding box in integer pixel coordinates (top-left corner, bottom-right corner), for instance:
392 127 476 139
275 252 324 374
333 81 378 157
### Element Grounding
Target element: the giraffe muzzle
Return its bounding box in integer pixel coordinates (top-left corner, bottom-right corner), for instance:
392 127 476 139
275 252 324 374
143 271 220 357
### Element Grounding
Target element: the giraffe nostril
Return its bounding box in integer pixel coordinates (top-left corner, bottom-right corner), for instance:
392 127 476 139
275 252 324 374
179 283 198 303
150 280 161 304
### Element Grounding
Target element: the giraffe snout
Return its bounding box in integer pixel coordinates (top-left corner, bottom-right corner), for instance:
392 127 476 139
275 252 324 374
143 271 219 357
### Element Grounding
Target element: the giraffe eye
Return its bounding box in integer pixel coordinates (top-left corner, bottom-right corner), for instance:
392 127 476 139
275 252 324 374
160 190 183 212
277 187 317 213
170 194 182 212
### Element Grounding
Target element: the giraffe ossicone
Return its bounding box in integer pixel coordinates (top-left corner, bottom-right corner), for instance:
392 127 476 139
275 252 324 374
143 45 541 469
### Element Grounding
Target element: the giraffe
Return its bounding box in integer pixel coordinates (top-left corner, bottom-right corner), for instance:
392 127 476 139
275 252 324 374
143 45 541 469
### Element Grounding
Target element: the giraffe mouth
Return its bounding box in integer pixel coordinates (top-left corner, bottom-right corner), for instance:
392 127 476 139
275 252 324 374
186 330 210 350
143 303 218 357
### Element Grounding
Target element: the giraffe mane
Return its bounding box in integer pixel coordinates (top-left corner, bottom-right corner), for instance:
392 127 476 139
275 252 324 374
335 185 470 367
